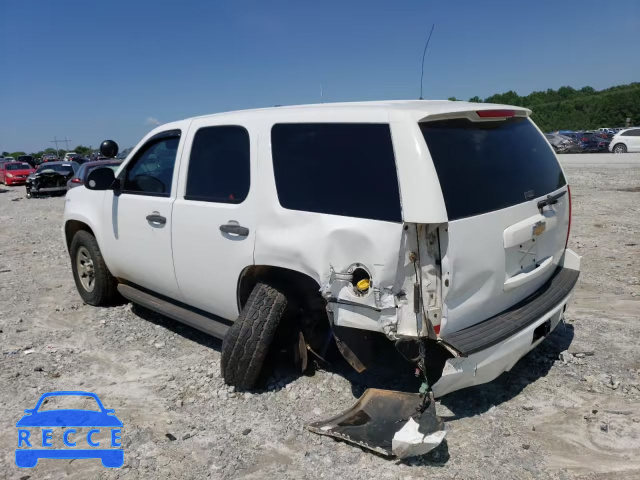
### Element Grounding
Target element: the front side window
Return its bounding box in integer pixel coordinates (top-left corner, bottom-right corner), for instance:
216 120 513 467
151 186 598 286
123 131 180 196
185 126 250 203
271 123 402 222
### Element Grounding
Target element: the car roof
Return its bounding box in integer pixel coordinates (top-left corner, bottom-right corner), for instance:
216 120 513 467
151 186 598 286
38 161 77 166
157 100 532 126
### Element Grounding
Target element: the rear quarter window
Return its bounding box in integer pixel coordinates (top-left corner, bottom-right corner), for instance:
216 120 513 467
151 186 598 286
271 123 402 222
420 117 566 221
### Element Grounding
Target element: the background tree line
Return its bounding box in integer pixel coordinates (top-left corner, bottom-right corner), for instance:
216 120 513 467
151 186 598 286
449 82 640 132
2 145 93 160
4 83 639 159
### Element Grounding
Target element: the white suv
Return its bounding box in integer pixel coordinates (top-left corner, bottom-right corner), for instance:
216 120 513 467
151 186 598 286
63 101 580 397
609 127 640 153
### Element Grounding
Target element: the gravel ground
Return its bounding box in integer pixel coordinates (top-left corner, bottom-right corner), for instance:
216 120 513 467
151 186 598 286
1 163 639 479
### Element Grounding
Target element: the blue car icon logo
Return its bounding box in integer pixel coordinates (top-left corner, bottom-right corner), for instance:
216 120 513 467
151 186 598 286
16 391 123 468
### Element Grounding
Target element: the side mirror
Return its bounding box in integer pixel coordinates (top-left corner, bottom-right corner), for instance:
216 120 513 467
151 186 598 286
100 139 119 158
86 167 116 191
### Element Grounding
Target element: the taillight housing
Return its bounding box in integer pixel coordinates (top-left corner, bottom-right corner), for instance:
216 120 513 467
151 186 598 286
476 109 515 118
565 185 572 249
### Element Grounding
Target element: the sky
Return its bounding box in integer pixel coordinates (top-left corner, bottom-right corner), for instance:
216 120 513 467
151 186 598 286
1 0 639 153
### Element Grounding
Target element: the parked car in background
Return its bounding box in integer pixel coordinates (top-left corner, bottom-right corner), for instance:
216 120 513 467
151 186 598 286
3 156 15 162
66 154 87 165
544 133 581 154
42 154 59 163
579 132 606 152
609 127 640 153
0 162 35 186
26 161 79 198
63 152 78 161
570 132 601 152
67 160 122 190
17 155 35 168
115 147 132 160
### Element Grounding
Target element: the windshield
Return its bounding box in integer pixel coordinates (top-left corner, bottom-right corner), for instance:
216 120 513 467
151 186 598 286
37 163 76 174
7 163 31 170
420 117 566 221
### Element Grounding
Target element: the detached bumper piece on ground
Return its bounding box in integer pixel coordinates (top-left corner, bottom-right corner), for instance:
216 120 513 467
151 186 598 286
308 389 445 459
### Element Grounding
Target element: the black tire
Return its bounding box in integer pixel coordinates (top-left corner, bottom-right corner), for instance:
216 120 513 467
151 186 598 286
221 282 288 389
612 143 627 154
70 230 119 306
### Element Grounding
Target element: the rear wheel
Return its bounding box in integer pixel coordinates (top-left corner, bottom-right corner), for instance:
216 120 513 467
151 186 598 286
221 282 288 389
613 143 627 154
70 230 119 306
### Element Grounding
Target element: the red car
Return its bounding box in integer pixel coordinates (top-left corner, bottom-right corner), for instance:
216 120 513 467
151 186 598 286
0 162 35 186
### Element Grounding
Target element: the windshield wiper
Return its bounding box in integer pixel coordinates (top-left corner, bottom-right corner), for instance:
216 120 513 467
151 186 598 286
537 190 567 212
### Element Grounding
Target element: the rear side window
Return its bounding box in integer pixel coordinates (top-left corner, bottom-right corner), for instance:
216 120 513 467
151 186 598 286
185 126 250 203
622 129 640 136
420 117 566 221
271 123 401 222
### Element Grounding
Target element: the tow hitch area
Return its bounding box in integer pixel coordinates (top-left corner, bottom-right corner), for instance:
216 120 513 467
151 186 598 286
307 389 446 458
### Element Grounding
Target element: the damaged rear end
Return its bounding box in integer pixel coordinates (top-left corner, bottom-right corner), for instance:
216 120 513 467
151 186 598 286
259 107 579 457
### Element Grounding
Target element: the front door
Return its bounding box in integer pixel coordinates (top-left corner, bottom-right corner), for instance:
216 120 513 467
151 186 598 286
101 128 185 301
171 121 256 321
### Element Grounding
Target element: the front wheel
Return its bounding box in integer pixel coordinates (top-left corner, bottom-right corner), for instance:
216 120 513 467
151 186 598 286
70 230 119 306
221 282 288 389
613 143 627 154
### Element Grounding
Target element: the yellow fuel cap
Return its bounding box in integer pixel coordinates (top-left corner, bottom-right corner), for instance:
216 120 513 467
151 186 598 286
356 278 370 291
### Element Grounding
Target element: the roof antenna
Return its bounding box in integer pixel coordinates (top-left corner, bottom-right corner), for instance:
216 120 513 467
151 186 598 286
320 83 324 103
419 24 435 100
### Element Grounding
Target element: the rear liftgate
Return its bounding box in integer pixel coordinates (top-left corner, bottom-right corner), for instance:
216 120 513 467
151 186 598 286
307 227 446 458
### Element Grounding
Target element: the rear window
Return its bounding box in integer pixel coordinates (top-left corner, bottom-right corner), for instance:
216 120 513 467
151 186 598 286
271 123 401 222
420 117 566 221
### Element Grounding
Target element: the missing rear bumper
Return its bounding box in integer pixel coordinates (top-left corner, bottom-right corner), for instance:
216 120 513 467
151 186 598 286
308 389 445 458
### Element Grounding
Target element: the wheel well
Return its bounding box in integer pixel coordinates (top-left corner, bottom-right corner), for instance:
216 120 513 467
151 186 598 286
237 265 321 311
64 220 95 252
238 265 330 355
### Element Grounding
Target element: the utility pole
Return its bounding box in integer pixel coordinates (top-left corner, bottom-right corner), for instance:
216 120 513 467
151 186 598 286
50 136 72 157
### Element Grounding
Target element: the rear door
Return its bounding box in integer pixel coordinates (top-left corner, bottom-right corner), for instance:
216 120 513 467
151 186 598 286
171 120 256 321
419 111 571 335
